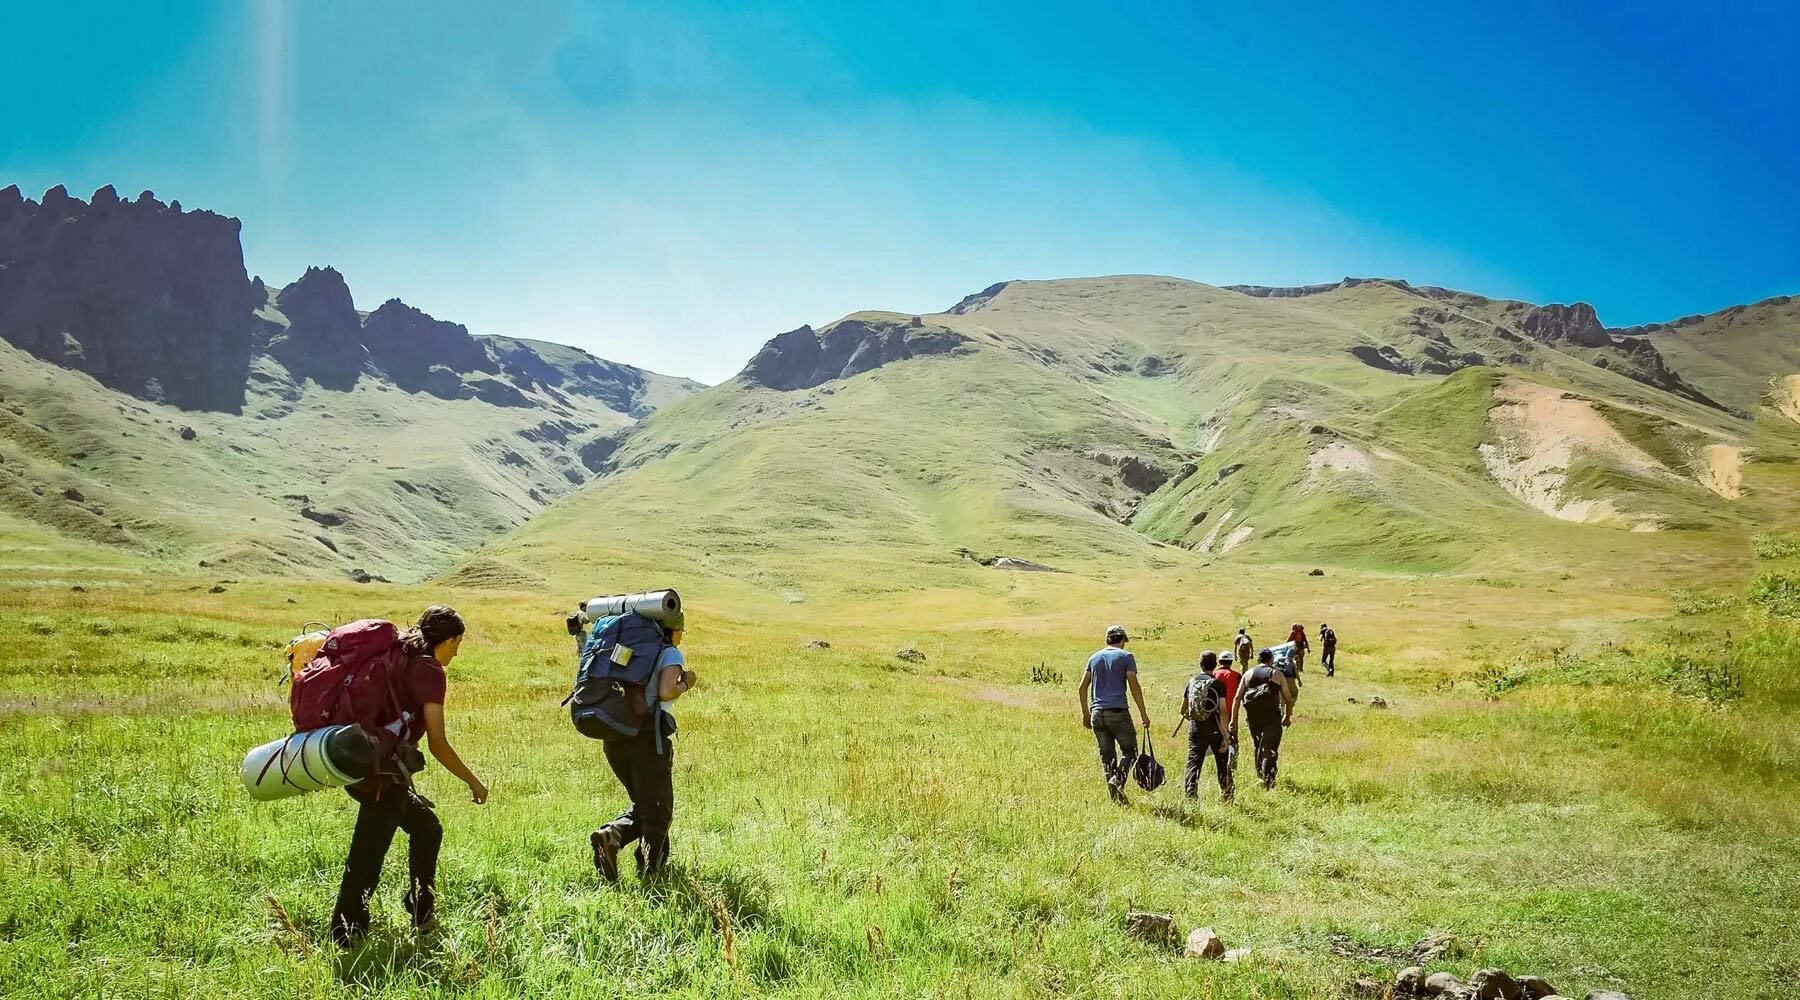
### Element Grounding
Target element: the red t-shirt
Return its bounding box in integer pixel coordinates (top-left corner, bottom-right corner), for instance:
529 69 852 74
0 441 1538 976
1212 666 1241 710
394 652 448 743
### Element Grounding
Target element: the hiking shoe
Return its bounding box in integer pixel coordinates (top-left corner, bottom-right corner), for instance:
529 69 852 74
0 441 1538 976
413 915 439 937
590 828 622 883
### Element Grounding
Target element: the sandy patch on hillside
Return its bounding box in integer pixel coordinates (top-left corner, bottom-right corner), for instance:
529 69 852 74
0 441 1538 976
1198 507 1235 553
1477 379 1667 527
1220 525 1256 553
1776 374 1800 424
1198 420 1226 454
1307 441 1374 482
1700 444 1745 500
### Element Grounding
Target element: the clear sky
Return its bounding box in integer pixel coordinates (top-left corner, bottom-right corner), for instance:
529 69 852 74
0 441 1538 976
2 1 1795 383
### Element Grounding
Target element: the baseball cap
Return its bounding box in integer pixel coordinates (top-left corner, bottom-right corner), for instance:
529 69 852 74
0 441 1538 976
1105 624 1128 643
1219 651 1235 664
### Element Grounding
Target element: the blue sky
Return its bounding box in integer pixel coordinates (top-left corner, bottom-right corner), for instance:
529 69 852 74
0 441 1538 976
2 1 1795 383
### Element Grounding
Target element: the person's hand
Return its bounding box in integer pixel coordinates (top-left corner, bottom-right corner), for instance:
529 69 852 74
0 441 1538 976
467 777 489 804
681 668 699 690
1281 715 1292 728
1080 712 1092 729
1140 713 1151 729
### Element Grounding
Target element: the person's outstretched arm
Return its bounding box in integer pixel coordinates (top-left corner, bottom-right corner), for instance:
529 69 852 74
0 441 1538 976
422 702 488 803
1127 672 1150 729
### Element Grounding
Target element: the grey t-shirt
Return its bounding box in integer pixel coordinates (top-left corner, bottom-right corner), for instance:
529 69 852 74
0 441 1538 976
1084 647 1136 710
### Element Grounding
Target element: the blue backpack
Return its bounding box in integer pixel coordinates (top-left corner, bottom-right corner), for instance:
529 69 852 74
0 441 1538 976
566 612 670 743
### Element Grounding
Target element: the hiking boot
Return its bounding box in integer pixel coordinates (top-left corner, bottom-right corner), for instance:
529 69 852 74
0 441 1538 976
1107 782 1129 806
413 915 439 937
590 828 623 883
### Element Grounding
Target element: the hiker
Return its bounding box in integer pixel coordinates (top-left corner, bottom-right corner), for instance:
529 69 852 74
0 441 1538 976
1078 624 1151 803
1288 623 1311 674
1214 650 1243 777
589 614 697 882
1180 651 1232 801
330 606 488 947
1232 648 1296 789
1233 628 1254 668
1320 622 1338 676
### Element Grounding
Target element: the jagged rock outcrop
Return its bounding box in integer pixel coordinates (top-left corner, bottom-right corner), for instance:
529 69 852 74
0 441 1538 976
948 281 1011 314
487 336 658 415
361 298 495 391
1518 302 1610 348
267 266 365 390
741 316 970 390
0 185 261 410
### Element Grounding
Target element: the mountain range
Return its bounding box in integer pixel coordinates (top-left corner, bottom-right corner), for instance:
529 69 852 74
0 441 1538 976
3 185 1796 592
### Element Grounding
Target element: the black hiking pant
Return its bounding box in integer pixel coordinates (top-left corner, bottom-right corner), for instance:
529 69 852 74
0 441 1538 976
601 726 675 876
1322 643 1336 675
1090 707 1138 793
1246 704 1284 788
332 782 440 945
1184 720 1233 799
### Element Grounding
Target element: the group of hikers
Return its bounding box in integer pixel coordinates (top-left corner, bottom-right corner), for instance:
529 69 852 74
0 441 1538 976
1078 621 1337 804
311 604 1334 947
317 604 697 947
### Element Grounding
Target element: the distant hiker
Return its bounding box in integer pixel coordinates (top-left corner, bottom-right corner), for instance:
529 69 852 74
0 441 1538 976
1079 625 1151 803
1288 623 1311 674
1233 628 1254 668
329 606 488 947
1233 648 1296 790
1319 622 1338 676
589 614 697 883
1180 651 1232 801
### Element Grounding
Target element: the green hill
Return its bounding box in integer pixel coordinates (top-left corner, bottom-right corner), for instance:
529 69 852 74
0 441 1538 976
473 276 1775 609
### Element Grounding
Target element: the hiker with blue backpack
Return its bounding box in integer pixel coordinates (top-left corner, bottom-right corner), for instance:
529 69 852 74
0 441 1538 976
566 591 696 882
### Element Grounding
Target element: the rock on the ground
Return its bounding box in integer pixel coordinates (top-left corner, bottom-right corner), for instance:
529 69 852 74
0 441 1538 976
1183 926 1224 959
1350 978 1384 997
1414 932 1457 962
895 647 925 663
1518 976 1559 1000
1222 947 1251 962
1423 971 1467 996
1472 968 1523 1000
1122 911 1177 946
178 425 197 440
1584 992 1633 1000
1309 567 1326 576
806 639 831 649
1397 966 1426 994
1369 696 1389 709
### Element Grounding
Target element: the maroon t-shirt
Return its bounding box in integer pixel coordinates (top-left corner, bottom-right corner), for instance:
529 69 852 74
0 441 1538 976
393 651 447 743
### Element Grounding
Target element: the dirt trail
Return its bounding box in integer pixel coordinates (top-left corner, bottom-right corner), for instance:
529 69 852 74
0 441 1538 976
1701 444 1745 500
1477 378 1667 528
1220 524 1256 553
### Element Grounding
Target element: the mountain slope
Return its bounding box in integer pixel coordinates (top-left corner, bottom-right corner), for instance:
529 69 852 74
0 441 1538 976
0 186 702 582
473 275 1781 607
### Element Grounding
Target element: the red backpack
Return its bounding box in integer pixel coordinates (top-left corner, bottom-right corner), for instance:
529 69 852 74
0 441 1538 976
289 620 408 754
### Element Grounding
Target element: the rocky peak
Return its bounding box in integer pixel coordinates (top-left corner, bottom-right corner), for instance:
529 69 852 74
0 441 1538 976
268 266 365 389
741 315 970 390
361 298 496 393
0 185 260 410
1517 302 1608 348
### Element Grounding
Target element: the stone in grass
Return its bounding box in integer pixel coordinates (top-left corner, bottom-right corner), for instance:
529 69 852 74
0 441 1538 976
895 647 926 663
1349 978 1384 997
1518 976 1560 1000
1184 926 1224 959
1471 968 1523 1000
806 639 831 649
1397 967 1426 994
178 425 197 441
1222 947 1251 963
1413 931 1457 962
1584 993 1634 1000
1422 971 1467 996
1309 568 1326 576
1122 911 1177 946
209 584 227 594
1369 696 1389 709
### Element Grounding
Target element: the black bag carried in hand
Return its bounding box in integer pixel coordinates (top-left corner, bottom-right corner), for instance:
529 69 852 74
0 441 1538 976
1133 732 1166 791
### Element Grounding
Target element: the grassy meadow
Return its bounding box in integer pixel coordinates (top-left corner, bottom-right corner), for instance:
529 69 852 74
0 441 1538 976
3 533 1798 999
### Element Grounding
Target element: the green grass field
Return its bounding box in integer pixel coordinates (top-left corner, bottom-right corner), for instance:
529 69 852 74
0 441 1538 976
2 533 1797 998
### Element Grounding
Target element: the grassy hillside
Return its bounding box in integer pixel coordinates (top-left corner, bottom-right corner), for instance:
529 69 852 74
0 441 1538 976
469 277 1765 611
0 339 698 584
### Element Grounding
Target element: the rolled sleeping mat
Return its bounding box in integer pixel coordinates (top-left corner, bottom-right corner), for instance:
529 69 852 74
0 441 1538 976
580 589 682 626
240 725 375 801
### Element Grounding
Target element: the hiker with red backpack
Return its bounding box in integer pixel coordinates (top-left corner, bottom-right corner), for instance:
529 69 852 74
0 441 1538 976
289 606 487 947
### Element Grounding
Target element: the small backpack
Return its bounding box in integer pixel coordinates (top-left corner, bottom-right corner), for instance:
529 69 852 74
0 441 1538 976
1184 673 1225 723
1321 627 1337 645
1243 665 1281 706
1133 733 1166 791
288 620 410 776
566 612 669 743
